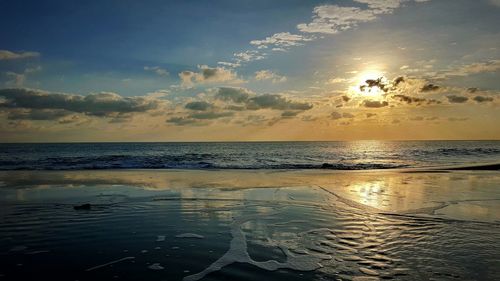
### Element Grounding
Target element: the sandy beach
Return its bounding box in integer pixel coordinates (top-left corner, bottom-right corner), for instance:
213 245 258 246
1 169 499 280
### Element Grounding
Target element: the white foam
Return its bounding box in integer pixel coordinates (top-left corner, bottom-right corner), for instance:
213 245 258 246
183 212 329 281
26 250 50 255
148 263 164 270
86 257 135 272
175 233 204 239
156 235 165 242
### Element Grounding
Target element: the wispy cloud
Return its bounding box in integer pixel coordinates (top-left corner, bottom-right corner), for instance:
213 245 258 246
250 32 313 50
178 65 243 88
144 66 169 76
224 0 430 66
254 70 287 83
0 50 40 60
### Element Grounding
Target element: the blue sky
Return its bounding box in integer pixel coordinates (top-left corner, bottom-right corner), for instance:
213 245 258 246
1 0 499 141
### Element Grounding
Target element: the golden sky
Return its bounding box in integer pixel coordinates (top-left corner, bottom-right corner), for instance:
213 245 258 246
1 0 499 141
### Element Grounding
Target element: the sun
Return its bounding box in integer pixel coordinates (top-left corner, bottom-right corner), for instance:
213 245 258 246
350 70 388 97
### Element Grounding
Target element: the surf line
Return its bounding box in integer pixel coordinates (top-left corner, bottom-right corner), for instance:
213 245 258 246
86 256 135 272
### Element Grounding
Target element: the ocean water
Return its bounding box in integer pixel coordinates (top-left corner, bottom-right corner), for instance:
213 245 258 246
0 140 499 170
0 170 499 281
1 142 500 280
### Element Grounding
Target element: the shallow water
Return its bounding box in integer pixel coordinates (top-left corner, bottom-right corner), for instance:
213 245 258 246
0 170 499 280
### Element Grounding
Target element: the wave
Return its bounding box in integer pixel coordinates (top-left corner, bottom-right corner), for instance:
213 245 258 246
0 156 408 170
1 141 499 171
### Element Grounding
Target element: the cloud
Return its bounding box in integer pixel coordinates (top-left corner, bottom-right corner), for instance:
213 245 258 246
297 5 377 34
144 66 169 76
330 111 354 120
188 111 234 120
361 100 389 108
254 70 287 83
250 32 313 50
0 50 40 60
179 65 241 87
184 101 212 111
222 1 429 67
446 95 468 103
218 61 241 68
0 88 162 118
6 109 73 121
391 94 441 105
4 66 42 87
167 87 314 127
246 94 312 111
438 60 500 78
489 0 500 7
214 87 251 103
214 88 312 111
472 95 494 103
330 111 342 120
233 51 265 63
297 1 426 34
281 111 300 118
366 113 377 118
420 83 440 92
166 117 198 126
354 0 403 13
359 77 390 93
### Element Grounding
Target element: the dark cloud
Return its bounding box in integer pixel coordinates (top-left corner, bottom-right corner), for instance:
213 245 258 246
246 94 312 111
330 111 354 120
392 94 426 104
361 100 389 108
446 95 468 103
214 87 312 113
393 76 405 86
366 113 377 118
281 111 300 118
342 112 354 118
184 101 212 111
392 94 441 105
359 77 389 93
421 84 440 92
409 116 424 121
330 111 342 120
341 95 351 102
166 117 198 126
6 109 73 120
472 95 494 103
225 105 246 111
0 88 161 117
301 115 318 122
214 87 250 103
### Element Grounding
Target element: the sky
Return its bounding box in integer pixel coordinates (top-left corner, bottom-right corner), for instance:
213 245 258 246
0 0 499 142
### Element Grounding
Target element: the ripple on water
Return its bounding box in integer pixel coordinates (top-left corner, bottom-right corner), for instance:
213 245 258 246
0 194 499 281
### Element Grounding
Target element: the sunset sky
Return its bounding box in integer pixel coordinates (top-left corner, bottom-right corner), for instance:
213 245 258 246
1 0 499 141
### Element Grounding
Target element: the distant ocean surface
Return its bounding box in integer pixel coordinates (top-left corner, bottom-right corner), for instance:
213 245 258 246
0 141 499 170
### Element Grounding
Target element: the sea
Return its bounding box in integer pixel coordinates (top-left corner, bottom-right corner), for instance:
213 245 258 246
1 140 499 170
1 141 500 280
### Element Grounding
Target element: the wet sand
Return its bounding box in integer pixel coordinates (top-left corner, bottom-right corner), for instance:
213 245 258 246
0 169 499 280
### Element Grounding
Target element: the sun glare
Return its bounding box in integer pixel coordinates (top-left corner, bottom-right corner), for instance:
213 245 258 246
350 70 387 97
